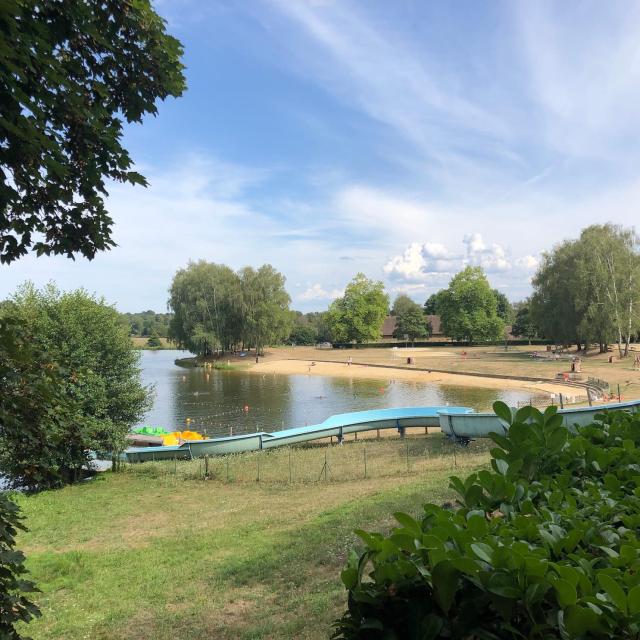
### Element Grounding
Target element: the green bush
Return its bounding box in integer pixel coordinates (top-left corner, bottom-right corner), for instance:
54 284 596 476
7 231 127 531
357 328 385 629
0 493 40 638
333 404 640 639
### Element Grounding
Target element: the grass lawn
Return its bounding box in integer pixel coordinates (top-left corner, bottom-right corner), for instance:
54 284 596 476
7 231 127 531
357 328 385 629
15 437 489 639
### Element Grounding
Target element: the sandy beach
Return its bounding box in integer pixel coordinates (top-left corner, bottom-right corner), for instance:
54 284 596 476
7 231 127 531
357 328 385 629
250 358 578 397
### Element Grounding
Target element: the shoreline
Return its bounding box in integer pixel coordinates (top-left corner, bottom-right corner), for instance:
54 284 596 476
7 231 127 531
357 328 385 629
249 358 579 397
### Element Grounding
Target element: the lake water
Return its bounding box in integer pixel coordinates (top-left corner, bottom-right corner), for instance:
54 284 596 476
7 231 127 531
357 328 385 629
137 350 536 437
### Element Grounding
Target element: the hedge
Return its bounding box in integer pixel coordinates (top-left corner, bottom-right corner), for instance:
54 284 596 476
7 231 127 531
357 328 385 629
333 404 640 639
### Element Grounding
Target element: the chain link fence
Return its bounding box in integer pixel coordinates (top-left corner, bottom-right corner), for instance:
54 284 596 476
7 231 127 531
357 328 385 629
123 433 493 485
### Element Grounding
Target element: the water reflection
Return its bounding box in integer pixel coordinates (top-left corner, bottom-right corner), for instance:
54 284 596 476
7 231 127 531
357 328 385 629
138 350 536 436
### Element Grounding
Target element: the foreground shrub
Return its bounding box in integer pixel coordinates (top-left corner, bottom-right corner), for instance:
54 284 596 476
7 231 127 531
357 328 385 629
333 404 640 639
0 493 40 638
0 284 151 489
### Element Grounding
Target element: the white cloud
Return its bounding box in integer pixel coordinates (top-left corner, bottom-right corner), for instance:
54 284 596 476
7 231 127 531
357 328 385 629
463 233 511 272
298 283 344 301
383 234 542 293
515 254 540 271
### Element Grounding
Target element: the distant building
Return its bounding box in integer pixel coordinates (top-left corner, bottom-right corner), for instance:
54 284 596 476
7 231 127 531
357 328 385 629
381 316 397 338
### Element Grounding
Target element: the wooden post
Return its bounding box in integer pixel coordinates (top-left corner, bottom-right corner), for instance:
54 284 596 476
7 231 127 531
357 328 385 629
559 393 564 409
204 455 209 478
324 451 328 482
257 456 260 483
618 384 621 402
289 448 292 484
226 457 229 482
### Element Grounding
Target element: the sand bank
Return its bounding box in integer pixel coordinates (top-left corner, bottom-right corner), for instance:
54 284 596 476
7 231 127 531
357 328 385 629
250 359 577 397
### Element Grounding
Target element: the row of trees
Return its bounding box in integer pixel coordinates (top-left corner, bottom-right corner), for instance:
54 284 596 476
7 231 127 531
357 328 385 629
120 311 172 338
168 261 292 356
529 224 640 355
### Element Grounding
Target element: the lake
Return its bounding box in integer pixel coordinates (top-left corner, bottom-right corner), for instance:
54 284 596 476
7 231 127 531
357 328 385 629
137 350 537 437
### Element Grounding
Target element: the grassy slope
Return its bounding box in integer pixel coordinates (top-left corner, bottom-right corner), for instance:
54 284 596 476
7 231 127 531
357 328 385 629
15 443 487 640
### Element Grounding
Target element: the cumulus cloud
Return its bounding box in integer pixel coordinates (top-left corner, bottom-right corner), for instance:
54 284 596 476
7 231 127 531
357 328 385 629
384 234 540 287
298 283 344 301
463 233 511 272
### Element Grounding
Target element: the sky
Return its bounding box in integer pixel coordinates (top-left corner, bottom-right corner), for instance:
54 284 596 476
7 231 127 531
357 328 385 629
3 0 640 312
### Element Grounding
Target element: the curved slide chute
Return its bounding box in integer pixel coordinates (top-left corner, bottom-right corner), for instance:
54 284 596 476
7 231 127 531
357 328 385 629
124 405 473 462
124 399 640 463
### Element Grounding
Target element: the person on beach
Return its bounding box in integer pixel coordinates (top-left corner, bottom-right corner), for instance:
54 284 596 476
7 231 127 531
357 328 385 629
347 356 352 366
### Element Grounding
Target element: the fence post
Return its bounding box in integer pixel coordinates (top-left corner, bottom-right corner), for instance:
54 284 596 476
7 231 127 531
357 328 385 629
226 456 229 483
289 448 292 484
364 446 367 479
204 455 209 479
257 456 260 483
587 387 593 407
324 451 328 482
406 441 410 473
618 384 621 402
559 393 564 409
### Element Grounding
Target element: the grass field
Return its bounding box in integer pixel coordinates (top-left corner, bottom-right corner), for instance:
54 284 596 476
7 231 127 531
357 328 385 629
15 436 489 640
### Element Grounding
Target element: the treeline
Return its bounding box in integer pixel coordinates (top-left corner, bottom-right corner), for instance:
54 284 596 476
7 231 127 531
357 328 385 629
528 223 640 355
168 261 292 356
119 310 172 337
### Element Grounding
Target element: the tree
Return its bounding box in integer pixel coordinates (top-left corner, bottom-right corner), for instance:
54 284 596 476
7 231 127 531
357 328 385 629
511 302 538 342
423 292 443 315
146 332 162 348
239 265 292 354
576 224 640 356
1 1 186 264
391 294 415 316
168 261 243 356
327 274 389 343
530 224 640 354
438 267 505 342
531 239 585 349
0 492 40 637
393 301 430 344
168 262 292 356
493 289 513 323
1 284 151 486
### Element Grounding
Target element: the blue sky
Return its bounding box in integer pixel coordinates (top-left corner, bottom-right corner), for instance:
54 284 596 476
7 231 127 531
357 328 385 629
3 0 640 311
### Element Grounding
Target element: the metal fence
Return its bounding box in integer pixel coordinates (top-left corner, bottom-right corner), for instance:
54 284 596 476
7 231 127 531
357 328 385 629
122 434 493 485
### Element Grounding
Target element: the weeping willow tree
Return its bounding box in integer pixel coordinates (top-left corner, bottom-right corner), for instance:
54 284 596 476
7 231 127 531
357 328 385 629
168 261 292 356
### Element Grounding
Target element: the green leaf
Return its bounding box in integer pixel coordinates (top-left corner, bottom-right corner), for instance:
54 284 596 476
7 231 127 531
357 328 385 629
494 459 509 475
628 584 640 615
493 401 512 426
393 512 422 537
564 605 602 635
554 578 577 607
597 573 627 614
471 543 493 564
432 560 459 613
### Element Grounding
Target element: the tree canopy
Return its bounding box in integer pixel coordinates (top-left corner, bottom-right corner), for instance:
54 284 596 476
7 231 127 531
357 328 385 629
1 0 185 263
438 267 505 342
0 284 151 488
531 224 640 354
168 261 292 356
392 296 430 343
327 273 389 343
